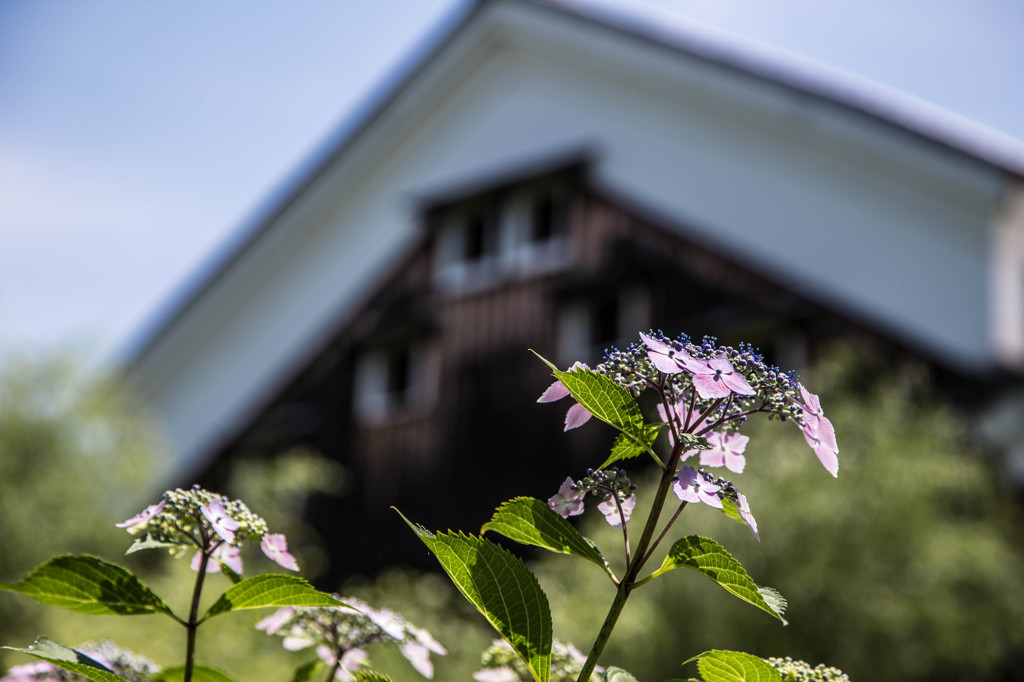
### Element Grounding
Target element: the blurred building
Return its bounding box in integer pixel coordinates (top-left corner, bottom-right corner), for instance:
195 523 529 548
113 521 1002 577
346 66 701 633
126 0 1024 581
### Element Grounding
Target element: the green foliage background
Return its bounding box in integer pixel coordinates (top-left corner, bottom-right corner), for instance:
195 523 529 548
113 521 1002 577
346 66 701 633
531 350 1024 681
2 348 1023 681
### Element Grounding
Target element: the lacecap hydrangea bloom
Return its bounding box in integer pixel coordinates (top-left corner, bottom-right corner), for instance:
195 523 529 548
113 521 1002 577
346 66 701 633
117 485 299 574
546 331 838 540
256 596 446 680
473 638 603 682
0 641 159 682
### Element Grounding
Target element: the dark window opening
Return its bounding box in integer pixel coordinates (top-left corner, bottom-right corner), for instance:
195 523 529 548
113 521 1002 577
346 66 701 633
386 346 411 405
463 213 491 262
531 195 557 243
589 296 619 348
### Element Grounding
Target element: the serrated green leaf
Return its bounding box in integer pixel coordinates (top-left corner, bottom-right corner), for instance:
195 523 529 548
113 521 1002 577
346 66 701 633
678 433 712 450
599 424 663 469
482 498 611 577
125 537 180 555
0 555 173 617
203 575 345 619
647 537 786 623
604 666 640 681
154 664 237 682
533 351 661 462
4 637 127 682
551 366 643 434
398 509 552 682
682 650 781 682
353 672 397 682
290 659 325 682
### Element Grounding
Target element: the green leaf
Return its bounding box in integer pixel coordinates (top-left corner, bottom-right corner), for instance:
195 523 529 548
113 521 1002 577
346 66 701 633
551 365 642 434
290 659 325 682
354 672 398 682
154 664 238 682
682 651 781 682
203 574 346 619
647 537 787 623
398 509 552 682
125 537 180 555
4 637 128 682
604 667 640 682
0 555 173 617
482 498 611 577
598 425 663 469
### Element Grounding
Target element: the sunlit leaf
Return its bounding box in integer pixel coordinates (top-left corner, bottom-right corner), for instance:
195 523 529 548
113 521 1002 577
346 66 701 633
203 575 345 619
682 650 781 682
4 637 127 682
353 672 398 682
647 537 786 623
398 510 551 682
603 666 639 681
0 555 173 617
290 659 325 682
482 498 611 577
154 664 237 682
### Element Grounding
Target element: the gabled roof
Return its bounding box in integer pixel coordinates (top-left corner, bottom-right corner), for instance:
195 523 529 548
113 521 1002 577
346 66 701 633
125 0 1024 473
125 0 1024 369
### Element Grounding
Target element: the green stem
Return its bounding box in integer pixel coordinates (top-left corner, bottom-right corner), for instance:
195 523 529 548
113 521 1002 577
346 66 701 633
577 439 687 681
184 548 211 682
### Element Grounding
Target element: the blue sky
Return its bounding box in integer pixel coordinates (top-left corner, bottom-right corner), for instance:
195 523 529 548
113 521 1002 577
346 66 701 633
2 0 1023 364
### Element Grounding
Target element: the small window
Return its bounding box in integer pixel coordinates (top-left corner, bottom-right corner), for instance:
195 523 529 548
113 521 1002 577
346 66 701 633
589 294 619 348
531 195 557 243
558 285 649 364
464 213 490 262
354 340 437 422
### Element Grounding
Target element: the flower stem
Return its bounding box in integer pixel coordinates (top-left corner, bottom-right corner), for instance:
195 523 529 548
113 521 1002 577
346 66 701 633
184 548 211 682
577 439 687 681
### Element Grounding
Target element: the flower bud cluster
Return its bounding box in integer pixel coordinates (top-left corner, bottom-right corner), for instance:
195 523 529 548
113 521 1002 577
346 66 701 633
256 597 446 679
0 641 159 682
117 486 298 574
575 467 637 503
473 638 603 682
119 486 267 550
766 657 850 681
598 331 804 430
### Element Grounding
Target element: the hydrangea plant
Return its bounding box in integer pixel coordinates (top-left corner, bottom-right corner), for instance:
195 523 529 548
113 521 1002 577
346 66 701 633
400 330 849 681
0 486 425 682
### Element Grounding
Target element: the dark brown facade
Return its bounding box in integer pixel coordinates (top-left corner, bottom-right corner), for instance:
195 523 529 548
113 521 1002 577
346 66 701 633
191 164 911 584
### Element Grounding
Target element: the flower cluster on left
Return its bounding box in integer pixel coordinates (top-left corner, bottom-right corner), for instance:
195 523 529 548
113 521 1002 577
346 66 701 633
117 485 299 575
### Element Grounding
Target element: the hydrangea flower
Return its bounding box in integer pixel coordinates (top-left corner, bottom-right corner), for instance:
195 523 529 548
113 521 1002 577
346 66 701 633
796 386 839 477
261 533 300 571
640 333 755 399
548 477 585 518
537 362 593 430
734 492 759 541
597 494 636 529
117 486 298 574
0 641 159 682
701 431 749 473
474 638 603 682
673 466 723 509
548 468 636 524
200 499 241 543
257 596 445 679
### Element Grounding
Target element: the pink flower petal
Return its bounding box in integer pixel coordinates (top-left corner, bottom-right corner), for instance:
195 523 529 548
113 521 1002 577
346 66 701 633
691 373 732 399
116 499 166 528
261 533 300 571
564 402 593 430
721 371 756 396
537 380 569 403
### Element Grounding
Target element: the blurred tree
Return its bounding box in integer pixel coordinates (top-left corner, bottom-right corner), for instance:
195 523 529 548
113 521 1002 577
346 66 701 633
0 352 161 668
532 347 1024 682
